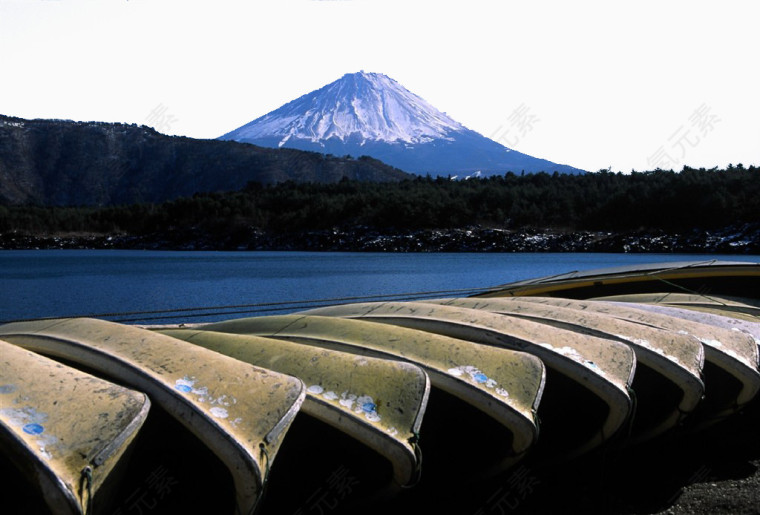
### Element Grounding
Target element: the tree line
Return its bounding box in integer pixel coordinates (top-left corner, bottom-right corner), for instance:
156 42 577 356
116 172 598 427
1 166 758 236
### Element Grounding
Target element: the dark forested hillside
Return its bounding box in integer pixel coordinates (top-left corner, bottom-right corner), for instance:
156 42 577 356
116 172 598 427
0 115 411 206
2 167 759 252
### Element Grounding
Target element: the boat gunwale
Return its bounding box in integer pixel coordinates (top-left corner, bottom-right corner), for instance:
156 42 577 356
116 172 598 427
158 327 430 488
0 338 151 515
297 301 636 458
0 319 308 515
426 297 706 434
0 420 82 515
215 327 543 457
511 298 760 415
481 262 760 298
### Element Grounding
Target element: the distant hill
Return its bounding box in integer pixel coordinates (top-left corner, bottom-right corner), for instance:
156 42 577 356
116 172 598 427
0 114 411 206
221 71 585 177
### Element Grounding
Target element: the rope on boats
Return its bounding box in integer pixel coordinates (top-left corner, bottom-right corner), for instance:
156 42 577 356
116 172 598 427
256 442 272 513
0 284 502 325
4 260 747 325
648 274 733 308
80 466 93 515
404 431 423 489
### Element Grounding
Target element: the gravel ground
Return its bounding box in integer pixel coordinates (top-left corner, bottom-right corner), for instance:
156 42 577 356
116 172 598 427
367 398 760 515
513 401 760 515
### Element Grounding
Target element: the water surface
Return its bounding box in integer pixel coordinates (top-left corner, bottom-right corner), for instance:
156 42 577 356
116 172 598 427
2 250 757 324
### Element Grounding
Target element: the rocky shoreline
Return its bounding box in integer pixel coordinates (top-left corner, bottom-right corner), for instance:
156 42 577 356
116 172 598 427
2 223 759 254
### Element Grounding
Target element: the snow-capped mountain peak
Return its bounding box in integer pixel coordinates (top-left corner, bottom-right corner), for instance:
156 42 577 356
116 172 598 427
224 71 465 147
221 72 584 176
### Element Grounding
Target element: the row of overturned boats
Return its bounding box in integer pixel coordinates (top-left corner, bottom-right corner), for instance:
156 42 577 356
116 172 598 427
2 260 760 514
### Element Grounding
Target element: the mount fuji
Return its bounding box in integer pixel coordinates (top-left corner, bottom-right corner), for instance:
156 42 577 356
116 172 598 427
220 72 584 177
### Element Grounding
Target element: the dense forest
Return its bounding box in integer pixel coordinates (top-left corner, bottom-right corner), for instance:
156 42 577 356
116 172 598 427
1 166 759 251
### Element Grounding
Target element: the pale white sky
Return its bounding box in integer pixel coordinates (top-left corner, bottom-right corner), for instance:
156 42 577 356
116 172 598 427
1 0 756 172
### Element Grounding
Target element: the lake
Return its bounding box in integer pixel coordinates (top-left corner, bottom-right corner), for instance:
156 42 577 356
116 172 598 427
2 250 758 324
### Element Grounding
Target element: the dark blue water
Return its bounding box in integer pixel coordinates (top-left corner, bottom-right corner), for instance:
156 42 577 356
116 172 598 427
1 250 758 324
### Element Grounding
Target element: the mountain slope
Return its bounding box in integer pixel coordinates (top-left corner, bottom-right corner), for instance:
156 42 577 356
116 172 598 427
221 71 584 176
0 114 411 206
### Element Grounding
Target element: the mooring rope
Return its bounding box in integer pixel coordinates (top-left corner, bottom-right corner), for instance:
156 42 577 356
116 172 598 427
0 284 502 325
404 431 423 489
646 261 733 307
80 466 93 514
5 260 752 325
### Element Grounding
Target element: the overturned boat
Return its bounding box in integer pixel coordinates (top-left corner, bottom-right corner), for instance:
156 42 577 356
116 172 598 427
1 260 759 513
481 260 760 300
0 318 306 515
197 314 546 477
158 328 429 491
0 339 150 515
425 296 706 442
299 301 637 462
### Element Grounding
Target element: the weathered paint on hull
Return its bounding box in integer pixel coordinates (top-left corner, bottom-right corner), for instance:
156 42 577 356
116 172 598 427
509 297 760 422
0 318 306 515
0 339 150 515
2 261 760 513
598 301 760 347
298 301 636 461
426 297 706 442
158 328 429 489
198 314 546 473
